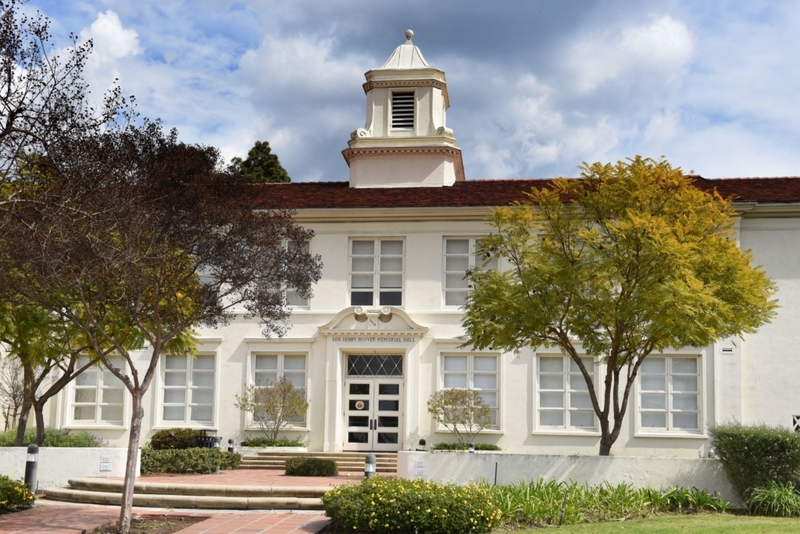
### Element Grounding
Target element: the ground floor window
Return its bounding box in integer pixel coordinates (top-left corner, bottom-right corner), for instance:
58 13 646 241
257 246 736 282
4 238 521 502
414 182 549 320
442 354 499 428
70 357 125 425
537 356 596 430
161 354 215 425
252 353 307 426
638 356 701 432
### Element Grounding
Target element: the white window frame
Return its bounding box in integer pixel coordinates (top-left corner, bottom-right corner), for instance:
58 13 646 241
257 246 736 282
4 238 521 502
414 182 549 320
284 240 311 308
534 354 599 434
247 353 309 430
349 238 404 307
437 352 501 432
636 354 705 436
158 353 217 428
65 357 127 428
442 237 498 308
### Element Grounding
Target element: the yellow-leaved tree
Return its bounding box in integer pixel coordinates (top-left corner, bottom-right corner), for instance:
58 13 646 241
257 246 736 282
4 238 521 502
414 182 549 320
462 156 778 456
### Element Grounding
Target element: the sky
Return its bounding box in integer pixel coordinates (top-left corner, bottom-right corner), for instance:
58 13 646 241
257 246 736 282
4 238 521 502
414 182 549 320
25 0 800 182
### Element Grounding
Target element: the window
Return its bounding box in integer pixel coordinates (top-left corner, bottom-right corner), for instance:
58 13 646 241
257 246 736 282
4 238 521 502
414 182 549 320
537 356 596 430
391 92 414 129
252 353 307 426
442 354 499 428
639 356 700 432
70 357 125 425
350 239 403 306
162 354 215 425
443 238 498 307
285 240 310 307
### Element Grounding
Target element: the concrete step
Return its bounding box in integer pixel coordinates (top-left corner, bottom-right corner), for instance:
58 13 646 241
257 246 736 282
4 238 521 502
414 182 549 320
241 451 397 473
41 478 327 510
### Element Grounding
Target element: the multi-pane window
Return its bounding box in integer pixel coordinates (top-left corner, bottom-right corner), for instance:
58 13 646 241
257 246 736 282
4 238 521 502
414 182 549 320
162 354 215 425
253 353 307 425
639 357 700 432
391 92 415 129
442 354 499 428
350 239 403 306
443 238 498 307
538 356 596 430
71 357 125 425
285 241 310 307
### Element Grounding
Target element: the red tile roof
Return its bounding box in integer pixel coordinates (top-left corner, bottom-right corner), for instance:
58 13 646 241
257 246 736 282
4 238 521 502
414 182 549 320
252 176 800 210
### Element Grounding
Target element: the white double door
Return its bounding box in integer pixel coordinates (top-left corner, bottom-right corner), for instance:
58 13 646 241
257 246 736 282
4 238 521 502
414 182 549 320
343 377 403 451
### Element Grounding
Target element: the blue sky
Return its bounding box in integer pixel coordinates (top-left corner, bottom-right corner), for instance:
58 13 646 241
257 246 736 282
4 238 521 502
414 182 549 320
27 0 800 182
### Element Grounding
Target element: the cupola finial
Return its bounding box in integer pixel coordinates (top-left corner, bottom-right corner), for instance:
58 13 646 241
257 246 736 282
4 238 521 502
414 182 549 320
405 29 414 42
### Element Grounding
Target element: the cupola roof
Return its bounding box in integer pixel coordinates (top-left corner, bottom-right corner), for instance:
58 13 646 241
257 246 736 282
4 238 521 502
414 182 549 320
379 30 430 69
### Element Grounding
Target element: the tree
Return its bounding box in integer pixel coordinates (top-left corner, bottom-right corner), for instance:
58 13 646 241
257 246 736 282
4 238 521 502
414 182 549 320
462 156 778 456
0 354 24 430
235 376 309 442
0 0 122 184
427 389 491 446
230 140 290 183
0 120 322 532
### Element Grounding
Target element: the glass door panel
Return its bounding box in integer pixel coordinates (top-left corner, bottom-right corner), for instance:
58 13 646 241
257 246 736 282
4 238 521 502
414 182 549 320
343 378 403 451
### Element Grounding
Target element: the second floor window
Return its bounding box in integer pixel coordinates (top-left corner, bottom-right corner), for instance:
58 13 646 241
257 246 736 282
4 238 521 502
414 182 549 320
350 239 403 306
443 238 498 307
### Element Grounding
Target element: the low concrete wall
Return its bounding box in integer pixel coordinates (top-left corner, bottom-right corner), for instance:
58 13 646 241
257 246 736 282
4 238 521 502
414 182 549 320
0 448 138 490
398 451 737 504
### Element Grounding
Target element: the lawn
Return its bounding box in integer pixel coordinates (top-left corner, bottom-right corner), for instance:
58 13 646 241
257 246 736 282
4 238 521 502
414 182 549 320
507 513 800 533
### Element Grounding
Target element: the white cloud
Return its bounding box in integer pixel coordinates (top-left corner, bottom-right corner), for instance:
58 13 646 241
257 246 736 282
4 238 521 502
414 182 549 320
568 15 694 94
80 11 142 67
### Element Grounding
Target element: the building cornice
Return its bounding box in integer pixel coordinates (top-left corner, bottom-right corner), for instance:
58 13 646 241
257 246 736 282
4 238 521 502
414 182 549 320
362 78 449 108
293 206 493 223
342 145 465 183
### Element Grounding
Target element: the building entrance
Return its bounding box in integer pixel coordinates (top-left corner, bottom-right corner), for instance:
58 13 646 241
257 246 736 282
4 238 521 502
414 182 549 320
343 354 403 451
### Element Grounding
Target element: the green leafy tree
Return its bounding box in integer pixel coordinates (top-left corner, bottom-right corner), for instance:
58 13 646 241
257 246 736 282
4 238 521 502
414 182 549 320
230 140 290 183
235 376 308 442
427 388 491 445
462 156 778 456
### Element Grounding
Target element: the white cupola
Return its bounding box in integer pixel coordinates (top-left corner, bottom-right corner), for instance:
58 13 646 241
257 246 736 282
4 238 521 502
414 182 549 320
342 30 465 188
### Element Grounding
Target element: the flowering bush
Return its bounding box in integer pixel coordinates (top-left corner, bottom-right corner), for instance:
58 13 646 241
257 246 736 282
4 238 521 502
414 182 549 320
0 475 34 509
322 477 501 533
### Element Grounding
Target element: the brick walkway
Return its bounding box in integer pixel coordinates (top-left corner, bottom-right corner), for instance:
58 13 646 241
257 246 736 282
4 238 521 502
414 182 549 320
0 469 371 533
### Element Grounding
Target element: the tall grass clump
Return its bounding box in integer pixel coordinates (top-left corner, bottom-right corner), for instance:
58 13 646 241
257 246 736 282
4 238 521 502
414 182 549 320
487 478 729 528
710 423 800 502
749 482 800 517
323 477 501 533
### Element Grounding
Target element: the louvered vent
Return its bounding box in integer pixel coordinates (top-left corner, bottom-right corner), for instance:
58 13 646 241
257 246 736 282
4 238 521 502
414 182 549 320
391 92 415 129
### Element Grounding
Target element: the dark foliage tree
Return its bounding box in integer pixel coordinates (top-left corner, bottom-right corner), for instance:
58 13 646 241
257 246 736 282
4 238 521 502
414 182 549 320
0 120 321 531
230 140 290 183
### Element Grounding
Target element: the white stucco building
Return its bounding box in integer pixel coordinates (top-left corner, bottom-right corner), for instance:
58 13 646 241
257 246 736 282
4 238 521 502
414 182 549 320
46 31 800 457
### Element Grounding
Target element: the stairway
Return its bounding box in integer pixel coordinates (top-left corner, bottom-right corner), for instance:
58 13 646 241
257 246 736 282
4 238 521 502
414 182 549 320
42 478 328 510
240 451 397 473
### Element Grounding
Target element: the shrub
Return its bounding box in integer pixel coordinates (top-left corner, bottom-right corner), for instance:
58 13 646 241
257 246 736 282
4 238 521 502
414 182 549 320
323 477 501 533
140 448 241 474
148 428 204 450
430 442 501 451
0 475 35 509
234 376 308 442
240 437 306 447
285 457 338 476
709 423 800 501
749 482 800 517
427 389 491 445
0 427 106 447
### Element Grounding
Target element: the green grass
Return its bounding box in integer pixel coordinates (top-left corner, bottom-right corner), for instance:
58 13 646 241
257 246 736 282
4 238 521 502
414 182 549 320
504 513 800 533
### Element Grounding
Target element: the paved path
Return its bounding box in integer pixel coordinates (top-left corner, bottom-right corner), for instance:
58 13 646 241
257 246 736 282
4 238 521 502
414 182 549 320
0 469 366 533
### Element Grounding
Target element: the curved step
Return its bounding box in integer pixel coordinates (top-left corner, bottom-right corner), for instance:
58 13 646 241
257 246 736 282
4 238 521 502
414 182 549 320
42 487 323 510
65 478 329 498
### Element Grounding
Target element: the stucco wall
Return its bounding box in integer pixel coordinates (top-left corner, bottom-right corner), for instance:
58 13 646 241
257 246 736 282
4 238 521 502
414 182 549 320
0 448 138 490
397 451 737 504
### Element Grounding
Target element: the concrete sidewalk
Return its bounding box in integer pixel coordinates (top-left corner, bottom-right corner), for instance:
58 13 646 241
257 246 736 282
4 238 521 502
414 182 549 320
1 469 362 533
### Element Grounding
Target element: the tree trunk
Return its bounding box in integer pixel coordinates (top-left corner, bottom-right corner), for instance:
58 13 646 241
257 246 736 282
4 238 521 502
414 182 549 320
33 400 46 446
599 434 613 456
14 365 34 446
118 393 144 534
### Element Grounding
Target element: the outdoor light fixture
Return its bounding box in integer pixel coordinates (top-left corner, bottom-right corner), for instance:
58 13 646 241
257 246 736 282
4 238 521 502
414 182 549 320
228 439 234 453
468 442 475 453
365 453 377 478
24 444 39 492
418 439 426 451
